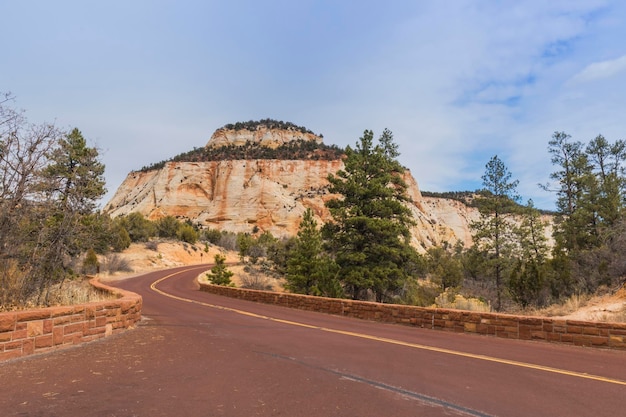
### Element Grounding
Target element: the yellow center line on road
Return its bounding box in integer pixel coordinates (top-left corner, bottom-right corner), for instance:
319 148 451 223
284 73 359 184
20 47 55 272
150 267 626 387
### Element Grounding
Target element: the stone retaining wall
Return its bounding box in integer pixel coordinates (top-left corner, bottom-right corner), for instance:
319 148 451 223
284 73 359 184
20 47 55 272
0 278 142 362
199 283 626 350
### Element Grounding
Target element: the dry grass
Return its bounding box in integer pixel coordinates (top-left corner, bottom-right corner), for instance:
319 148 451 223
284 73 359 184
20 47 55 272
532 287 626 322
537 293 591 317
45 279 114 306
0 260 27 310
1 277 115 312
587 309 626 323
434 290 491 312
101 253 133 274
239 271 273 290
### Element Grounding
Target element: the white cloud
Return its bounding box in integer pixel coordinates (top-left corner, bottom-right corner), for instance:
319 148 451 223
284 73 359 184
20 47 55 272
570 55 626 83
2 0 625 210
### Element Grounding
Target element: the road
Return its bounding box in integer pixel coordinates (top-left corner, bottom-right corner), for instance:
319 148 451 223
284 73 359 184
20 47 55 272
1 265 625 416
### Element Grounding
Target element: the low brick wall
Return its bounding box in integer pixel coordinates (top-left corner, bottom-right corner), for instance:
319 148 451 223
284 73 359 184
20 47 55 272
0 278 142 362
199 283 626 350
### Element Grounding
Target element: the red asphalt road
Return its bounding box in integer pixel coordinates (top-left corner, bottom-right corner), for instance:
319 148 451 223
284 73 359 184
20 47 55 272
1 265 625 417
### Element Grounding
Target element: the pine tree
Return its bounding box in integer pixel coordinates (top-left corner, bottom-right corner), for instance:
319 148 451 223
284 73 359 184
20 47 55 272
286 208 342 297
508 200 549 307
470 155 519 311
33 128 107 301
323 129 418 302
545 131 595 251
207 254 234 286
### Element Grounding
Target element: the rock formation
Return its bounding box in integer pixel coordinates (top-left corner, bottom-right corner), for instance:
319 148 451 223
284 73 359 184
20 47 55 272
208 125 322 149
105 122 541 252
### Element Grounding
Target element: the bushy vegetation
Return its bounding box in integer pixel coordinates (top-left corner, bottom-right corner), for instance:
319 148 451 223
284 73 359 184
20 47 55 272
421 189 556 215
420 190 479 206
1 94 107 307
138 140 345 172
281 129 626 314
283 130 424 303
220 118 319 136
455 132 626 311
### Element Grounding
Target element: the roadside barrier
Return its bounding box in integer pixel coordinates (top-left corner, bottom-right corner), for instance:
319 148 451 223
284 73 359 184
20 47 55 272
0 278 142 362
199 283 626 350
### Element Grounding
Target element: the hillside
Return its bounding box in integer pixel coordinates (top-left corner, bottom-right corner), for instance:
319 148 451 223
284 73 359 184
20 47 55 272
104 121 548 251
104 120 488 251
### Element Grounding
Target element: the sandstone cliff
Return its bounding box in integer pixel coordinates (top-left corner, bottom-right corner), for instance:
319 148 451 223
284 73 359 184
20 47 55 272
104 124 509 252
207 125 322 149
104 160 484 251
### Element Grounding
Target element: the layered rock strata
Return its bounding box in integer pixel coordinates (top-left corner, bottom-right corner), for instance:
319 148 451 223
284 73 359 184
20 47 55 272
104 125 521 251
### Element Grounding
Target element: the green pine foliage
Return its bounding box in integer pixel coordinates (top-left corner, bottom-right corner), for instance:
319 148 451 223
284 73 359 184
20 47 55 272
426 246 463 291
285 208 342 297
138 140 344 172
507 199 550 307
0 100 108 305
470 155 520 311
544 131 626 297
323 129 420 302
220 118 319 135
206 254 234 286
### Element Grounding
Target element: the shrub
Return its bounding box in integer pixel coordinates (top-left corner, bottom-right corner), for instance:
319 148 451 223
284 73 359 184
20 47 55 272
434 289 491 312
177 223 199 244
145 240 159 251
203 228 222 244
206 254 234 286
240 269 273 290
217 232 238 251
82 249 100 275
110 225 131 252
119 213 156 242
156 216 181 238
102 253 133 274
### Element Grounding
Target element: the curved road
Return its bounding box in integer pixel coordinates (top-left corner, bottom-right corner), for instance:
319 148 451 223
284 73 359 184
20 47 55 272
2 265 625 416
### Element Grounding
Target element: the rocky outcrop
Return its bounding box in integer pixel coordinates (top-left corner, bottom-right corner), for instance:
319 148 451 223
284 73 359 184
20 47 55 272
105 159 341 237
104 124 548 252
104 159 484 251
207 126 322 149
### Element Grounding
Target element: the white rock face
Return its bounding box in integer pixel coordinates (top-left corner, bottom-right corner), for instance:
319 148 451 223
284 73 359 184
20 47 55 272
104 158 484 251
105 160 341 237
105 125 552 251
207 126 322 149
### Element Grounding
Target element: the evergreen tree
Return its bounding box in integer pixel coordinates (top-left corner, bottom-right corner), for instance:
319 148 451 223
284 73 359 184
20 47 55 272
286 208 342 297
236 233 255 262
44 128 106 213
323 129 418 302
32 128 106 300
508 200 550 307
470 155 520 311
110 221 132 252
82 248 100 275
545 131 595 251
585 135 626 230
426 246 463 291
206 254 234 286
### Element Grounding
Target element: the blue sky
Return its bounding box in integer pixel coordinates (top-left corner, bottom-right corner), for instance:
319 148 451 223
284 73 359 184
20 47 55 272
2 0 626 210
